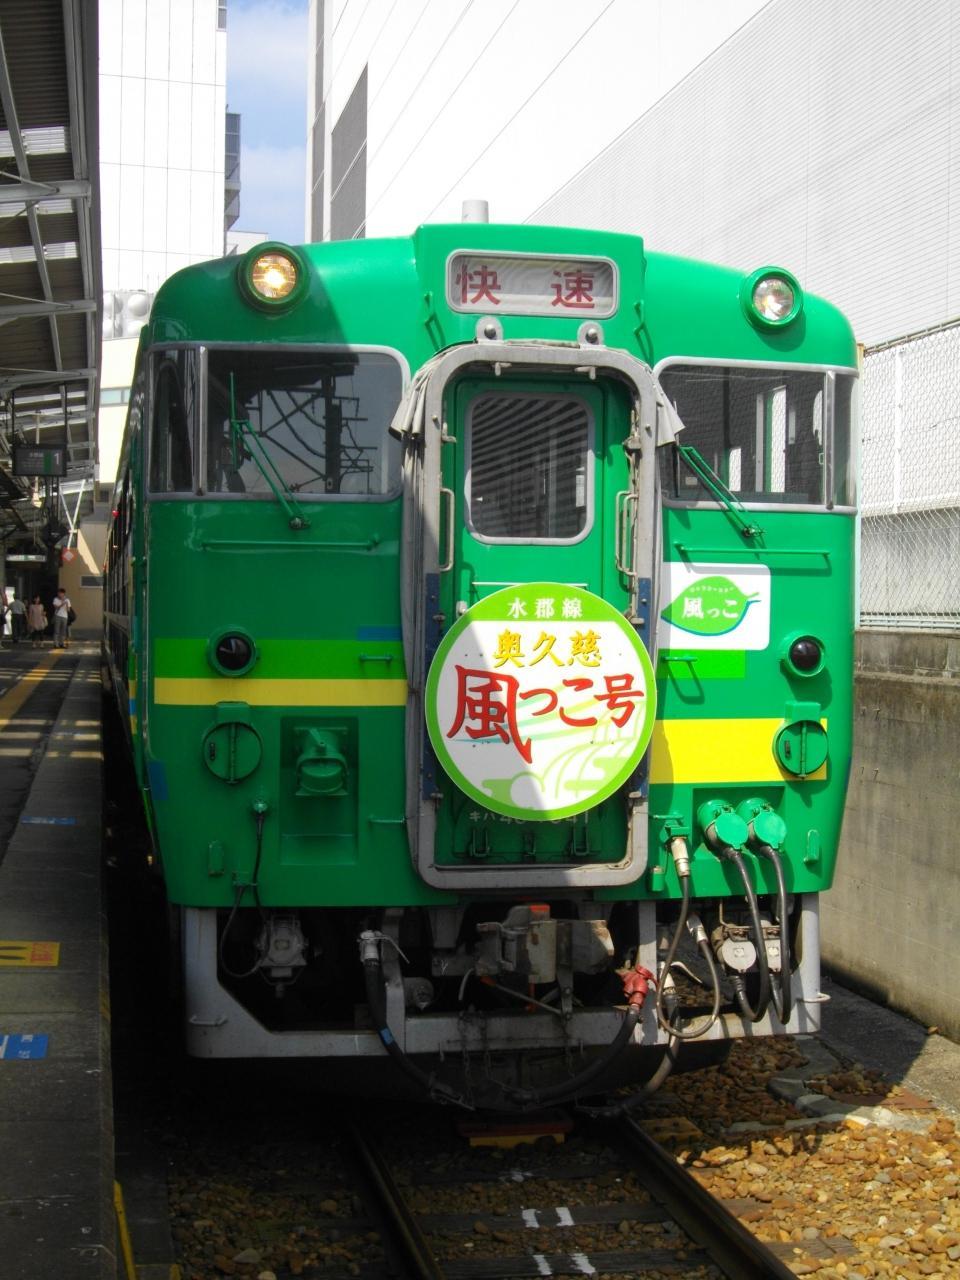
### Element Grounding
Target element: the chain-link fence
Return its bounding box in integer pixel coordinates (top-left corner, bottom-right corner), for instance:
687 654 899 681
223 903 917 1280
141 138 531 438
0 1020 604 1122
859 319 960 629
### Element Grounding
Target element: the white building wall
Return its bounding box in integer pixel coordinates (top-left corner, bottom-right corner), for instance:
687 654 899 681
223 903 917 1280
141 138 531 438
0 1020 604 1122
98 339 140 484
98 0 228 487
99 0 227 293
532 0 960 345
311 0 767 238
312 0 960 347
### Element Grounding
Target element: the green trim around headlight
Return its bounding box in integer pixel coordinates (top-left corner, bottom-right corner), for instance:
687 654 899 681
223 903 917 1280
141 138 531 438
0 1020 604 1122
237 241 309 311
781 631 826 678
740 265 803 330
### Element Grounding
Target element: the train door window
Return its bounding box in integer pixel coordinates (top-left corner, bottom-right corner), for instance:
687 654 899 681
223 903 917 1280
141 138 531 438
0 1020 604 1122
466 392 593 542
659 364 830 506
204 348 402 497
832 373 858 507
149 350 197 493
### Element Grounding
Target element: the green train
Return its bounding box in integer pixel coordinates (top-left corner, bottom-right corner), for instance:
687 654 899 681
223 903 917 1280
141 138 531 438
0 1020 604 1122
104 217 857 1108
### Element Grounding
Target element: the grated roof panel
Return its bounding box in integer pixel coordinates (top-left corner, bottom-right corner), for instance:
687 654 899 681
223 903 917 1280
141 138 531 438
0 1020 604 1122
0 0 101 540
0 0 69 130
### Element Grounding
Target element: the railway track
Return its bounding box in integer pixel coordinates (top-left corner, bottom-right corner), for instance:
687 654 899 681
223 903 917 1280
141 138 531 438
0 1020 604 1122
345 1108 798 1279
133 1040 960 1279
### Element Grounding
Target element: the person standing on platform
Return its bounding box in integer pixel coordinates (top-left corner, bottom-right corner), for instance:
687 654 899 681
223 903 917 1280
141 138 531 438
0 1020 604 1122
27 595 47 646
51 587 71 649
9 594 26 643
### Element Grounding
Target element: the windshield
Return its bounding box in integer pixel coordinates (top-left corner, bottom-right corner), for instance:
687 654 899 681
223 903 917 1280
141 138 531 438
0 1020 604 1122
205 349 402 497
659 364 857 508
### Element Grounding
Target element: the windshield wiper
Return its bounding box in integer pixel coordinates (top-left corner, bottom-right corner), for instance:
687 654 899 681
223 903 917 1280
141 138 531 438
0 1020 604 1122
229 373 311 530
677 444 764 539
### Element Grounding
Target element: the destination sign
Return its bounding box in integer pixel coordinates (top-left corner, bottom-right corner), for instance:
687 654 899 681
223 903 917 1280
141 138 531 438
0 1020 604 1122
447 253 617 318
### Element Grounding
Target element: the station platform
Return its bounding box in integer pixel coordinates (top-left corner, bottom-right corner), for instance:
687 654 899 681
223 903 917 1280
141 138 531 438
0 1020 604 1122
0 642 114 1279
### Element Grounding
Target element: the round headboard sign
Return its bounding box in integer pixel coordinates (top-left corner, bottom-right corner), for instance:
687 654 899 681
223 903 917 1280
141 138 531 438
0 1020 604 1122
425 583 656 820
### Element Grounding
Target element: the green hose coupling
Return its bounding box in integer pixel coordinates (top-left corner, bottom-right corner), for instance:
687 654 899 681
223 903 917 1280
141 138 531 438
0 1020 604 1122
735 797 787 851
697 799 748 852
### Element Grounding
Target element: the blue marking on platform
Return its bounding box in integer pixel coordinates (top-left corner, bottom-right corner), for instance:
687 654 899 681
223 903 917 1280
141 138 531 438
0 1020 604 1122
147 760 169 802
0 1034 49 1060
20 816 76 826
356 625 402 641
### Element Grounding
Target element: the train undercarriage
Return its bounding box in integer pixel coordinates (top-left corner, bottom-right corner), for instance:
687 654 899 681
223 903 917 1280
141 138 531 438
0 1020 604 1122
179 890 826 1107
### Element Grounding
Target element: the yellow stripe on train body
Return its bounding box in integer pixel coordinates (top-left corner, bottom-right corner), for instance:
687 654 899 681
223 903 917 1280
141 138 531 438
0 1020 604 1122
152 679 825 786
153 677 409 708
649 717 827 784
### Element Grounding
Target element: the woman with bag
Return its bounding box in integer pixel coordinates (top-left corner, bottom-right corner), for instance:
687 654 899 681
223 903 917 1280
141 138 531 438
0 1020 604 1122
51 587 72 649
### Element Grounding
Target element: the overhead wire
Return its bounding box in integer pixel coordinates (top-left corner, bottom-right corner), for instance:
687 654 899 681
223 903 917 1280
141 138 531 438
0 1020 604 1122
366 0 519 220
422 0 621 223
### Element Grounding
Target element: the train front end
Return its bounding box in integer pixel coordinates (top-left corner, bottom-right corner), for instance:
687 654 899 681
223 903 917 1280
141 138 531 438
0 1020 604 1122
105 223 858 1107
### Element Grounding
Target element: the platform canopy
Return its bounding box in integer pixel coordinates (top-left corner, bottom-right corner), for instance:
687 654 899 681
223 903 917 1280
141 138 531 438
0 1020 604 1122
0 0 101 548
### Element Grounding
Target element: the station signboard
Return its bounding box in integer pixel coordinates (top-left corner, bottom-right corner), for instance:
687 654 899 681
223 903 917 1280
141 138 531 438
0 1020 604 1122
12 444 67 477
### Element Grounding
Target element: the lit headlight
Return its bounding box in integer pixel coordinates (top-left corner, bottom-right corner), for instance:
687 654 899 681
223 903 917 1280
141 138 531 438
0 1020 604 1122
741 266 803 329
238 242 307 310
251 252 298 299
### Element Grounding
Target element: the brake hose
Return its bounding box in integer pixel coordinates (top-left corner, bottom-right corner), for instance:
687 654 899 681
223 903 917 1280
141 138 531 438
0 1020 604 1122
361 944 472 1110
504 998 644 1110
718 845 771 1022
755 842 793 1024
578 1033 681 1117
219 803 268 980
361 932 650 1112
662 913 723 1041
653 838 722 1041
654 870 691 1035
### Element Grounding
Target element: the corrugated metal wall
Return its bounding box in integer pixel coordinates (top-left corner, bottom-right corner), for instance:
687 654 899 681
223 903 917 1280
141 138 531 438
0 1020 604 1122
330 64 367 240
530 0 960 347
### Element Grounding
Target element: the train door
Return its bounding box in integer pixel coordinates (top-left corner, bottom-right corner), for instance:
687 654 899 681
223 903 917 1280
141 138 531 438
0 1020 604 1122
402 342 666 890
446 377 611 608
431 372 636 875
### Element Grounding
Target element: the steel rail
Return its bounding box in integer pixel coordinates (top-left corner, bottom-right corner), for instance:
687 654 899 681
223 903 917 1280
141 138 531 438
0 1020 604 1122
615 1116 798 1280
347 1117 447 1280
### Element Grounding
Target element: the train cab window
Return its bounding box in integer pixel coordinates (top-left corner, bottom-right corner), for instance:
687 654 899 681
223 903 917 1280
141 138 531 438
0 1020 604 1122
466 392 592 542
205 349 402 497
149 350 196 493
658 364 855 508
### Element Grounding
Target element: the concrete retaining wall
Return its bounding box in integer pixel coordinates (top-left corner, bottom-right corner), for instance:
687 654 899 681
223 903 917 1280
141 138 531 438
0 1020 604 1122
822 630 960 1043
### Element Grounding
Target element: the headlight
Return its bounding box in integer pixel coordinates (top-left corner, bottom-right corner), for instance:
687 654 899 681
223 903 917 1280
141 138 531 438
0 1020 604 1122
251 252 298 299
238 242 307 310
753 276 795 321
741 266 803 329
